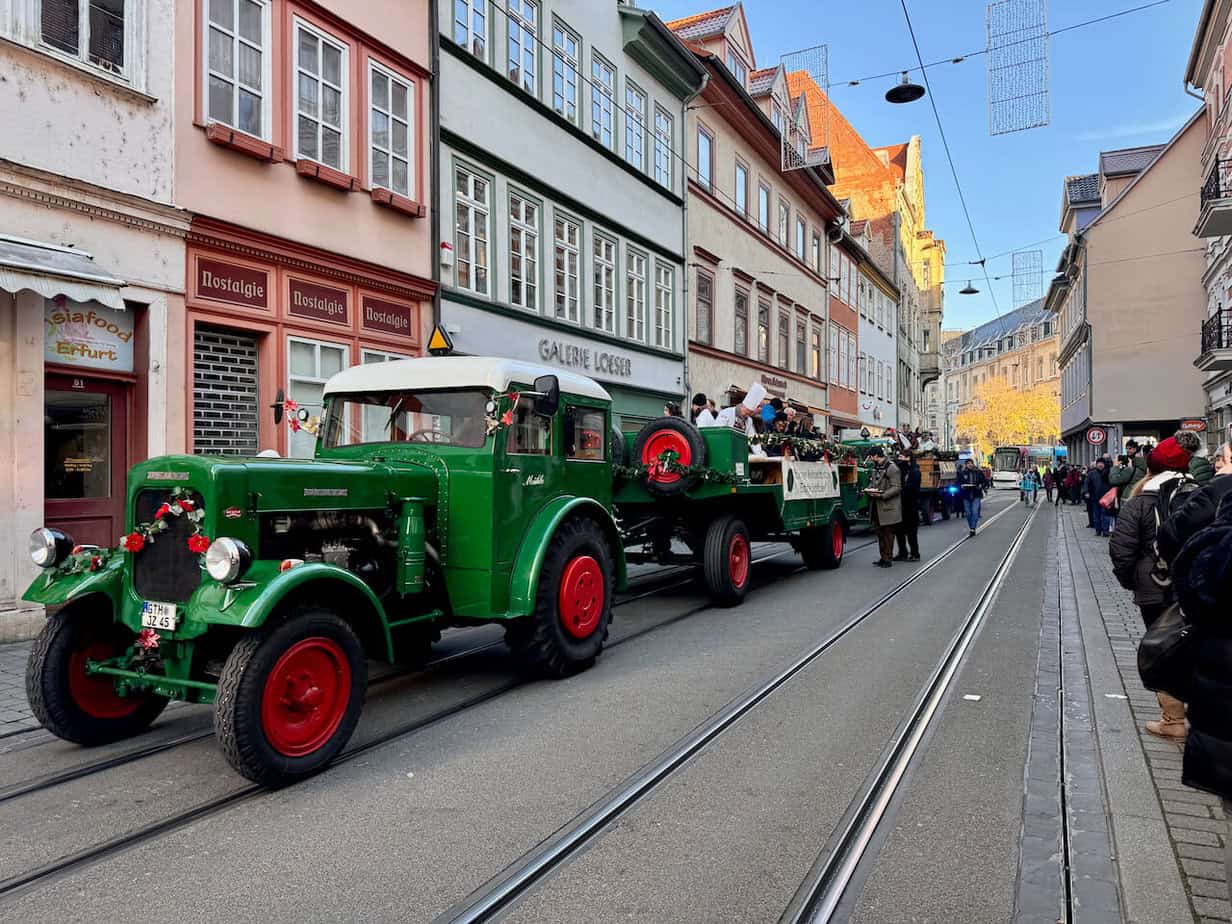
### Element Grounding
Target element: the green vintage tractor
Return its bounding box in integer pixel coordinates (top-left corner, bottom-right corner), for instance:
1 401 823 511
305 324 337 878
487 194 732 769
23 357 623 786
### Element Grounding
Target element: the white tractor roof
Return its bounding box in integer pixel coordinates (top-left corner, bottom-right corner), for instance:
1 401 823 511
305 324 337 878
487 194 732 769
323 356 611 401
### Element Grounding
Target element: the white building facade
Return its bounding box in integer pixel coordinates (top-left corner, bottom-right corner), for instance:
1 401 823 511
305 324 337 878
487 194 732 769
437 0 706 427
853 223 899 435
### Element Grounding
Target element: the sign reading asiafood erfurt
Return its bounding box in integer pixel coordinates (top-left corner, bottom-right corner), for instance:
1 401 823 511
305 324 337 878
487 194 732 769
782 459 840 502
44 296 134 373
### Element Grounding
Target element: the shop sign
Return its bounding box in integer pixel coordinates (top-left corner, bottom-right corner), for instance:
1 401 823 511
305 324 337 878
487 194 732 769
289 279 349 325
760 374 788 395
197 258 268 309
362 296 414 336
1179 418 1207 433
44 298 134 373
537 339 633 378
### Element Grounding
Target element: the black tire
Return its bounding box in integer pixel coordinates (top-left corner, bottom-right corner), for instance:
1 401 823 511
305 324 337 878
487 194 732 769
702 515 751 606
26 603 168 746
631 417 707 496
800 515 845 570
508 517 613 678
214 607 366 787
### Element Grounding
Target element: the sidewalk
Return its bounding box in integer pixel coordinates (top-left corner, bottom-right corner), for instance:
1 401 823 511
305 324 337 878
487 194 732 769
1061 502 1230 923
0 640 36 735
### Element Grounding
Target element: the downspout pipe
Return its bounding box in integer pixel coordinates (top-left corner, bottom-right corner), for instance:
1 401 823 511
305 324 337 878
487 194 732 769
680 76 707 407
430 0 441 327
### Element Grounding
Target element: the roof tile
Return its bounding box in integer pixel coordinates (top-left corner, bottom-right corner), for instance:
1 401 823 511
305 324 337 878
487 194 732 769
1064 173 1099 205
665 6 736 41
1099 145 1164 177
747 66 778 96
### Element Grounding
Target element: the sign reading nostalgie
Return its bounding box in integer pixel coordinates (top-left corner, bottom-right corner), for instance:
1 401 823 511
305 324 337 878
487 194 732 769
196 258 269 309
361 296 415 336
44 298 135 372
288 278 349 325
782 460 840 501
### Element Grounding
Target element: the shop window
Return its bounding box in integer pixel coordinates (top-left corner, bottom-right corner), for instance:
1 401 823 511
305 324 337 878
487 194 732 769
42 0 125 73
287 337 347 459
593 233 617 333
454 0 485 58
506 396 550 455
510 192 540 311
369 62 413 199
551 18 579 125
554 215 581 322
626 249 647 341
591 52 616 150
507 0 536 93
565 406 605 461
206 0 268 138
455 164 491 295
45 391 111 498
295 21 348 172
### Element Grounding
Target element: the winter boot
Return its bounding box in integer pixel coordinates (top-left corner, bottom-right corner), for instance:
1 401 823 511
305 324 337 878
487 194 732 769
1144 692 1187 739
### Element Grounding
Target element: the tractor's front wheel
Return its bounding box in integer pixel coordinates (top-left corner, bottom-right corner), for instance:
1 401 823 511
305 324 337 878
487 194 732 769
509 518 613 678
26 604 168 746
702 515 751 606
214 607 366 787
800 515 845 570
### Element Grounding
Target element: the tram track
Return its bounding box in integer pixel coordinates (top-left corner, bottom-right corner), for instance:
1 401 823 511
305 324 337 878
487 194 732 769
434 502 1022 923
0 535 845 901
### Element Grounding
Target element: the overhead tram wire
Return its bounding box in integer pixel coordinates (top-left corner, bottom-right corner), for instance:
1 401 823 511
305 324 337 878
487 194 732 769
897 0 1000 317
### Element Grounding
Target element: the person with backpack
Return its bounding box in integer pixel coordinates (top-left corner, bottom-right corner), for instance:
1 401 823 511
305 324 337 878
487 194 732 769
1109 437 1194 738
1157 442 1232 565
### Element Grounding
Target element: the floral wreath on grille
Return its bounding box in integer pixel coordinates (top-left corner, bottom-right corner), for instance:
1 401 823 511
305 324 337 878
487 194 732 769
121 486 207 555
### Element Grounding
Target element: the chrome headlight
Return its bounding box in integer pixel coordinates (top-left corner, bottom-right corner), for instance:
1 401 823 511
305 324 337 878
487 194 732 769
205 538 252 584
29 528 73 569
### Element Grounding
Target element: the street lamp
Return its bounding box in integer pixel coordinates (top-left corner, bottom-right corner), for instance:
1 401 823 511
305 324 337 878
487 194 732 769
886 72 926 104
959 281 979 295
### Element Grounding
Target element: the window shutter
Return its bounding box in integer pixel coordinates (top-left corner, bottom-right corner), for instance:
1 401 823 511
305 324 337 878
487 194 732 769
42 0 80 55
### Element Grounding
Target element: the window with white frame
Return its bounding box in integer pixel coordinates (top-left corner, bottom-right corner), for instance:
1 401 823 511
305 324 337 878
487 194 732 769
454 165 490 295
734 287 749 356
757 299 770 364
697 125 714 190
778 199 789 247
811 328 822 380
695 269 713 345
591 53 616 149
288 337 347 458
593 234 616 333
653 106 673 190
551 19 579 125
726 49 747 87
838 326 849 388
206 0 268 137
777 311 789 369
42 0 126 73
509 192 539 310
625 81 646 170
735 161 748 216
454 0 485 58
295 21 347 171
626 250 647 341
795 318 806 373
554 215 580 322
859 353 867 392
811 232 821 275
369 62 413 198
654 264 673 349
507 0 536 93
846 331 856 389
795 217 806 261
772 101 784 133
758 182 770 233
828 323 838 385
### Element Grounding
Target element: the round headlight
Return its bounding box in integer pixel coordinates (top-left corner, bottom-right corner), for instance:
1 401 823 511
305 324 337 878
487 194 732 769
205 538 252 584
29 528 73 569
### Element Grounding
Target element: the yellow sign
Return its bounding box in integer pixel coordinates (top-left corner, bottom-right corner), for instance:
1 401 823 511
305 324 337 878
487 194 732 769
427 325 454 355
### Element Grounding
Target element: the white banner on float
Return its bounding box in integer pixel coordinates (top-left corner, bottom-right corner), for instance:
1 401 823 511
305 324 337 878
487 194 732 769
782 459 840 501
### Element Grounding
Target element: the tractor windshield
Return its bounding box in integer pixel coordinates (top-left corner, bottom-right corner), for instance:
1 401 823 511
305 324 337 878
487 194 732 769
321 389 490 449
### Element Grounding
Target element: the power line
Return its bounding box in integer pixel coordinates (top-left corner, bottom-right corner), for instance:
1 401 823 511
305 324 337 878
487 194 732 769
830 0 1172 90
897 0 1000 317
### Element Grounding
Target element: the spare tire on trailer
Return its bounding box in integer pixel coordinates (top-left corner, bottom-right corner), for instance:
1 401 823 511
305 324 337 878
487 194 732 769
631 416 706 496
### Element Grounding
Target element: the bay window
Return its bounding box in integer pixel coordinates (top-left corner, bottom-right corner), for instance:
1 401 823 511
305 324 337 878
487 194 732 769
295 21 348 171
369 63 413 198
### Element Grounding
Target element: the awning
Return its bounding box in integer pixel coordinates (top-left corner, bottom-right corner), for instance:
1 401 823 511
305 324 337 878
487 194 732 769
0 235 126 310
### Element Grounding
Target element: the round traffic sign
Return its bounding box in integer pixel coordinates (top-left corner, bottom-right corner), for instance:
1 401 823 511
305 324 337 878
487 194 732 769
1086 428 1106 446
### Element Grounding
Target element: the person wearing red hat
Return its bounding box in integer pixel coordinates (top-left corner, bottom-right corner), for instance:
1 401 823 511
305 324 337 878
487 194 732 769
1110 435 1194 738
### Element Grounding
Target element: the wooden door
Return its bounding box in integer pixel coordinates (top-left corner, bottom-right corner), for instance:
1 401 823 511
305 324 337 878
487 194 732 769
44 374 129 548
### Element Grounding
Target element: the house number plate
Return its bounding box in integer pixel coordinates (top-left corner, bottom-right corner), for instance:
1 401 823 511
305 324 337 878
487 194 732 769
141 601 177 631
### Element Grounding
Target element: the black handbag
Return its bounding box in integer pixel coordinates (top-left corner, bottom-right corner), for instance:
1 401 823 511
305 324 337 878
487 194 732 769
1137 603 1196 701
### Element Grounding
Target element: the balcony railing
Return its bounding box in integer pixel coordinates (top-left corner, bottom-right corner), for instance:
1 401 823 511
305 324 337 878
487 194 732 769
1197 161 1232 236
1197 308 1232 373
1202 160 1232 208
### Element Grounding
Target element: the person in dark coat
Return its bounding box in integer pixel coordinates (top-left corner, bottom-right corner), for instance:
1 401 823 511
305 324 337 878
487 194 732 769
866 447 902 568
1157 442 1232 564
894 449 922 561
1110 437 1193 738
1173 493 1232 902
1085 459 1112 535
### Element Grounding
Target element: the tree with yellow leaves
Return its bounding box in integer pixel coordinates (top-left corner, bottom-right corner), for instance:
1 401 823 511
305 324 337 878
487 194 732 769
955 377 1060 458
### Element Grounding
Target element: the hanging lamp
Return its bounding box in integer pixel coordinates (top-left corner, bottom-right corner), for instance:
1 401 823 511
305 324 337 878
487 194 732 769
885 72 925 104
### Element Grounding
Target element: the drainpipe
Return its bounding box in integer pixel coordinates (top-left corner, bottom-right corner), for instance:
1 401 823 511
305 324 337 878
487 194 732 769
429 0 441 328
679 79 706 407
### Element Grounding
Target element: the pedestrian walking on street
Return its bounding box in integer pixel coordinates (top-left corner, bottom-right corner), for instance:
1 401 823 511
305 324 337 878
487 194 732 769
1043 466 1056 503
1065 466 1082 505
894 449 921 561
866 447 902 568
1085 460 1112 536
957 458 987 536
1110 437 1194 738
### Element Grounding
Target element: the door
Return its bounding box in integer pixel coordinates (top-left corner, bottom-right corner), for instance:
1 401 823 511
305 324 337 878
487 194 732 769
44 375 129 549
495 395 559 568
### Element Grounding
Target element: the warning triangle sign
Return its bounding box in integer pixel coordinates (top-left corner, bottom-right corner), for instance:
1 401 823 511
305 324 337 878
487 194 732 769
427 325 454 356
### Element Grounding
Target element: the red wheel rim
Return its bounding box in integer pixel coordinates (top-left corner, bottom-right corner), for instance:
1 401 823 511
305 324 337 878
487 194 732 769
559 555 604 639
831 522 844 559
68 639 147 719
641 431 693 484
729 533 750 589
260 638 351 758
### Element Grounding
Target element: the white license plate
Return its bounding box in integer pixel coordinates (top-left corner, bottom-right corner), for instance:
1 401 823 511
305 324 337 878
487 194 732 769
141 601 177 631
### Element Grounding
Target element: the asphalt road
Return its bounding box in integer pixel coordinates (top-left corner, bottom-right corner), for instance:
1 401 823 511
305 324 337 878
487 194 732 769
0 492 1045 923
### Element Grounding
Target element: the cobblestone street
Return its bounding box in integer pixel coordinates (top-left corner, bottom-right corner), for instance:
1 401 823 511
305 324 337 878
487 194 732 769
0 642 35 737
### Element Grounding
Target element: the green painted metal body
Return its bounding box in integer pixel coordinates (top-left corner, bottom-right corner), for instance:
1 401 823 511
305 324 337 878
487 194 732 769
23 372 626 705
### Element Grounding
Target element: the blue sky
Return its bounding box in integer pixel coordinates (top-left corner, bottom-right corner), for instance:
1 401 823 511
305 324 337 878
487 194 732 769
652 0 1204 331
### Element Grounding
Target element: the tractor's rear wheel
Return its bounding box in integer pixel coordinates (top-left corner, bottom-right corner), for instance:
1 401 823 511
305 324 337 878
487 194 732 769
509 518 613 678
800 515 845 570
27 603 168 746
702 515 751 606
214 606 366 787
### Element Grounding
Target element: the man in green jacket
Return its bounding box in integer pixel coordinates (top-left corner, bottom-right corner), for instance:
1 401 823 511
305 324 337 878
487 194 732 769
1174 430 1215 484
1109 439 1148 500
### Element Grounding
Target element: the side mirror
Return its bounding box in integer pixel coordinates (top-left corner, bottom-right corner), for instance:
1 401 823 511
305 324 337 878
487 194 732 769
271 388 285 425
532 375 560 418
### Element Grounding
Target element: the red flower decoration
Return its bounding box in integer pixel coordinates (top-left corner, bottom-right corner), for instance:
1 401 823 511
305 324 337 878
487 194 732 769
135 628 161 650
178 499 194 512
154 503 171 520
289 417 301 432
500 409 514 426
187 534 210 554
89 556 102 571
122 532 145 553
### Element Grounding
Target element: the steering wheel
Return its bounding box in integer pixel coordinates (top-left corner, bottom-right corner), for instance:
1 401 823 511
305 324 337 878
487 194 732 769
407 428 450 444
